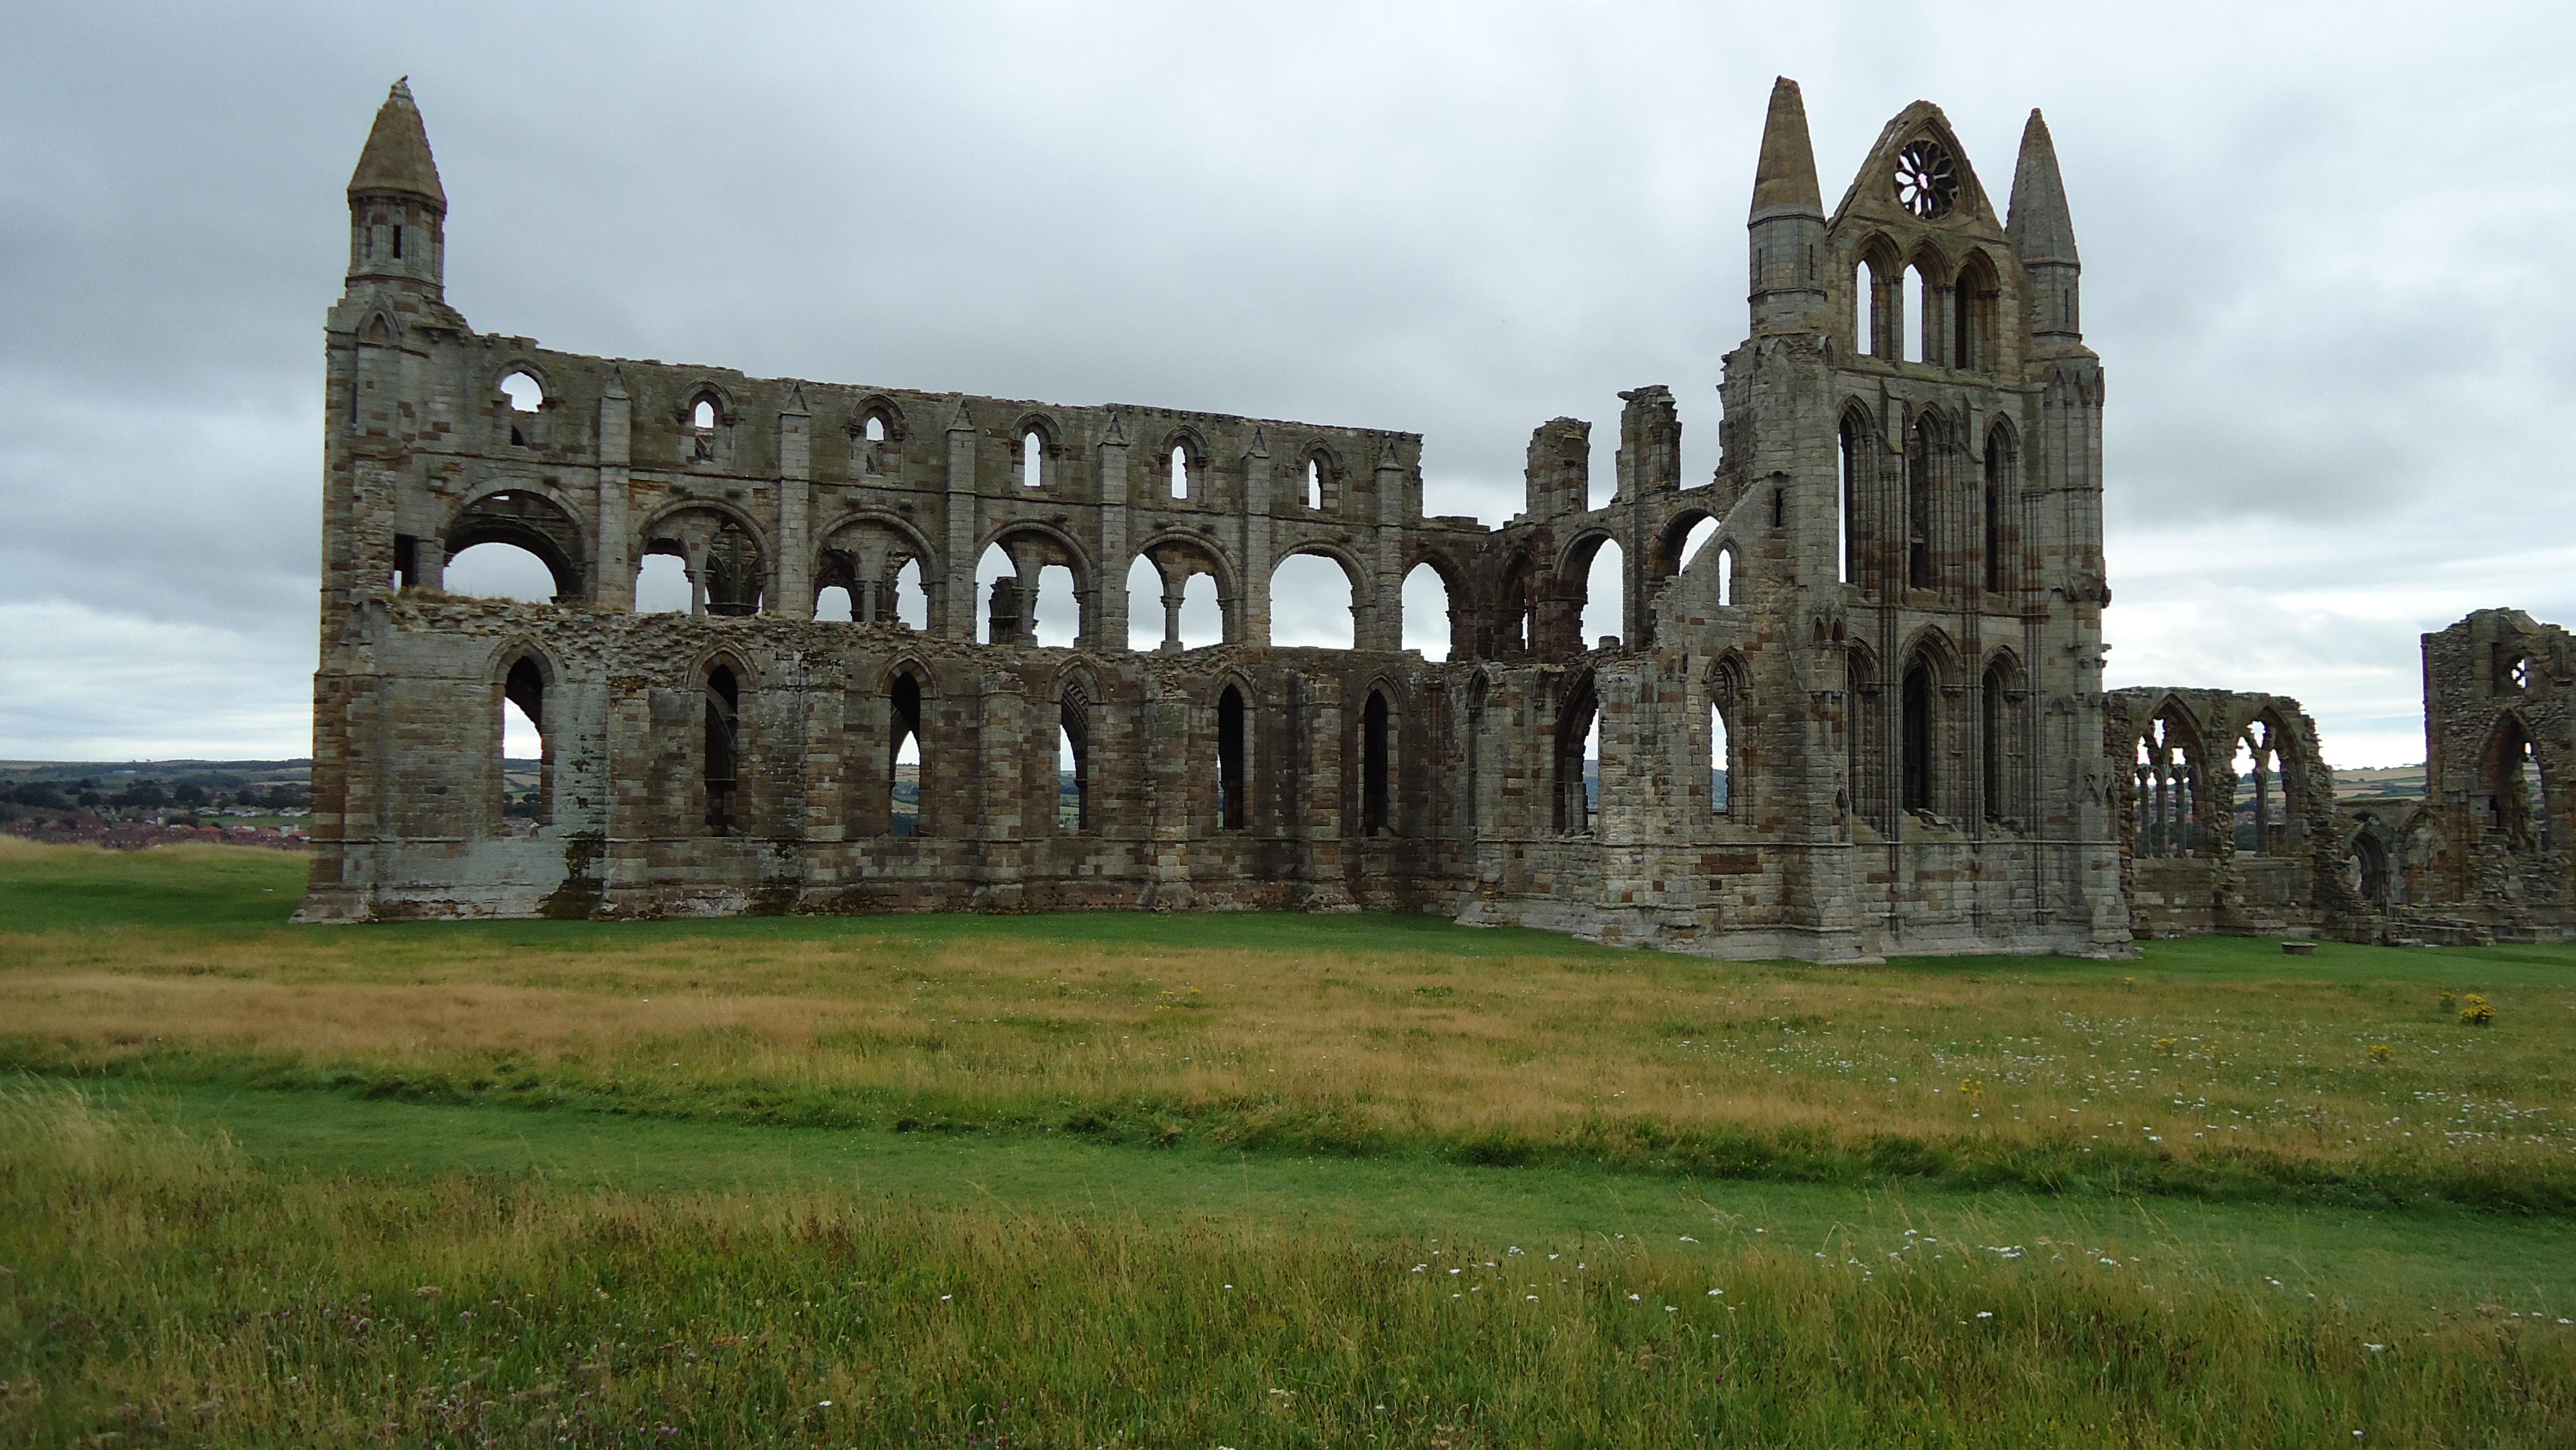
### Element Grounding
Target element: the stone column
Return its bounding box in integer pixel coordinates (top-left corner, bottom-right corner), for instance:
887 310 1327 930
1093 413 1130 652
1241 429 1272 647
595 368 631 609
775 386 812 619
942 399 979 642
1363 440 1408 652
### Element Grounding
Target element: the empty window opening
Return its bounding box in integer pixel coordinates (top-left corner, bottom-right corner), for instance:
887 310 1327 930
1270 553 1356 649
1854 262 1877 357
1580 539 1624 649
1125 556 1164 652
1216 684 1247 831
1678 517 1719 573
2349 832 2391 909
2508 653 2535 692
1178 572 1224 648
1770 488 1785 529
974 544 1016 645
2485 721 2547 849
814 584 854 623
1837 415 1862 586
1555 677 1600 835
702 523 764 615
1901 265 1928 363
1498 567 1535 658
891 559 928 630
2134 712 2200 857
1029 564 1080 648
1710 696 1733 816
634 550 692 613
704 666 741 836
1583 715 1602 819
692 398 717 430
1362 689 1393 836
865 415 887 443
889 673 924 838
1589 427 1617 512
1306 458 1324 510
1401 562 1455 662
1169 445 1190 500
499 371 543 414
1951 277 1974 369
501 656 549 833
444 543 561 604
2233 723 2286 854
1900 661 1935 816
1021 430 1045 489
1058 697 1089 833
391 224 403 259
1715 546 1735 608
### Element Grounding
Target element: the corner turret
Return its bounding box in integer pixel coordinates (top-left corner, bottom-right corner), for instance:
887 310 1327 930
1747 77 1828 336
345 79 447 300
2006 109 2079 346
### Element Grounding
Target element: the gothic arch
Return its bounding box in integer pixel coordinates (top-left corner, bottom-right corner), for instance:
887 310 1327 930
442 483 591 600
853 394 908 441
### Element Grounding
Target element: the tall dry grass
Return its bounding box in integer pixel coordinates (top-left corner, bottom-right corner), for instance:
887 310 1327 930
5 1084 2570 1448
2 916 2569 1206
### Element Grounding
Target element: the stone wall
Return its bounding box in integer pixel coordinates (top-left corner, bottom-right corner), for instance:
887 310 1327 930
305 78 2137 961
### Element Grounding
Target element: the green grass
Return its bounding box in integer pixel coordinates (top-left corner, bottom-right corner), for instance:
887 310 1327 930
7 841 2576 1443
82 1076 2576 1312
6 1085 2573 1448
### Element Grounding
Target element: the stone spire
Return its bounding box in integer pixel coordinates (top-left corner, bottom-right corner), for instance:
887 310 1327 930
2005 109 2077 268
1748 77 1823 221
348 78 446 208
2007 109 2082 342
1747 77 1828 336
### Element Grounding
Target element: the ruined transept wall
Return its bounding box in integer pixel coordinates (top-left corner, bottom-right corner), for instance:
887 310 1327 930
306 78 2575 958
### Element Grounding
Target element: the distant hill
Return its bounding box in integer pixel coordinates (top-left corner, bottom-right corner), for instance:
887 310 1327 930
0 759 312 788
2333 764 2425 800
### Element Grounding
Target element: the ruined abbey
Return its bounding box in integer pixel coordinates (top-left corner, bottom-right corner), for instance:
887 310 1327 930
301 79 2572 953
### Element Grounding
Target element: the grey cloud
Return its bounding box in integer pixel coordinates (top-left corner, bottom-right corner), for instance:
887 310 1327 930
2 1 2570 766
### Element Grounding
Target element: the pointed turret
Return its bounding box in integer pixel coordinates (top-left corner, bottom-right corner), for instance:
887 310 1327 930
344 79 447 299
348 79 446 206
2007 109 2081 342
1747 78 1828 336
1749 77 1823 221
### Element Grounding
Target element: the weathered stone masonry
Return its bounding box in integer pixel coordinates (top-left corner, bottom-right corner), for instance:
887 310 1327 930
309 78 2562 953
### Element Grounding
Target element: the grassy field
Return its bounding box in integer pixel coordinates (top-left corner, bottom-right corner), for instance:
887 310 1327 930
3 839 2574 1445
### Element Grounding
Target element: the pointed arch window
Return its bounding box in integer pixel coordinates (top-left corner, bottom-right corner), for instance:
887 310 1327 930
1837 413 1866 588
1216 684 1247 831
1362 689 1393 836
704 665 741 836
2234 718 2287 855
1058 684 1091 833
1021 429 1046 489
501 655 550 832
1555 674 1600 835
1982 426 2015 596
889 672 924 838
2134 710 2200 858
2484 717 2548 850
1906 416 1936 591
1980 656 2026 827
1710 662 1745 817
1900 659 1935 816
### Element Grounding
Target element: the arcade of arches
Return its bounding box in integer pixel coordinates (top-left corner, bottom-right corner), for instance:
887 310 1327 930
306 77 2573 950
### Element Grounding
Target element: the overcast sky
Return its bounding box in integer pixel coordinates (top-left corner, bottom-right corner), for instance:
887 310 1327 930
3 1 2569 766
